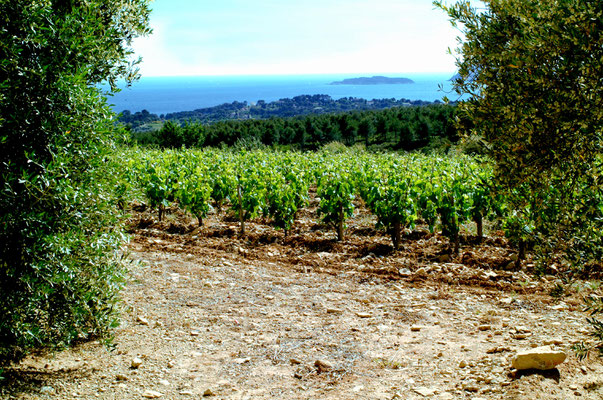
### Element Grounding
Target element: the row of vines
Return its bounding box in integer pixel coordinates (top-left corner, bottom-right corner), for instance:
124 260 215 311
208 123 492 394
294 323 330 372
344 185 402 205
115 147 543 264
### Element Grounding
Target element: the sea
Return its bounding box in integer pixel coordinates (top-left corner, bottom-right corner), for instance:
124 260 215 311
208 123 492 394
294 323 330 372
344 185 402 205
104 73 457 116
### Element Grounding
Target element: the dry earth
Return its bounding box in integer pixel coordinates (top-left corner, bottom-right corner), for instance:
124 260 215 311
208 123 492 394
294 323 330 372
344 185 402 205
2 200 603 400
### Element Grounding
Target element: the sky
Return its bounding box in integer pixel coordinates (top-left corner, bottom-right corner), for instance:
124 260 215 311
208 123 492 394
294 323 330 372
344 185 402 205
133 0 464 77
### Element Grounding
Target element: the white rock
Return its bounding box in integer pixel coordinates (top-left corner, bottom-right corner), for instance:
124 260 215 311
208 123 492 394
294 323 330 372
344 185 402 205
116 374 128 381
352 385 364 392
137 316 149 325
131 357 143 369
142 390 164 398
314 359 333 372
40 386 55 394
511 346 567 370
356 312 372 318
413 386 437 396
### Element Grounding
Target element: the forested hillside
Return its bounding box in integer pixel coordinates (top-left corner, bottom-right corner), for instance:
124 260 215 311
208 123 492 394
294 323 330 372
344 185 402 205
129 102 458 151
119 94 441 130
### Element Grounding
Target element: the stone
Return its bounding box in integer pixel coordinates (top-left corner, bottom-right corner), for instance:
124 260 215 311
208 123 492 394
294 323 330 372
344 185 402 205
142 390 164 398
116 374 128 381
131 357 143 369
356 312 372 318
158 379 170 386
410 325 422 332
462 383 479 392
137 316 149 325
478 325 492 331
413 386 437 397
314 359 333 372
326 307 343 314
511 346 567 370
458 360 467 368
40 386 55 394
203 388 215 396
289 358 302 365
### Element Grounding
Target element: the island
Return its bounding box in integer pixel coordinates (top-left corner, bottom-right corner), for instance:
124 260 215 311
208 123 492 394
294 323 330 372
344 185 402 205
330 76 414 85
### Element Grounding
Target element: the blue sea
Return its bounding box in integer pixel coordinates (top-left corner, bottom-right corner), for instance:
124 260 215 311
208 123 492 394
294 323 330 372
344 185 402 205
104 73 457 116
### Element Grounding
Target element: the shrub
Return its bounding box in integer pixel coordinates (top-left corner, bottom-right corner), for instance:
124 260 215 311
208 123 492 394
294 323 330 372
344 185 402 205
0 0 150 363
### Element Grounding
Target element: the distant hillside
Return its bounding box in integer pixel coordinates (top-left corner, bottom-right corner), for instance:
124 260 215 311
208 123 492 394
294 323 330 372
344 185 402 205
330 76 414 85
118 94 440 131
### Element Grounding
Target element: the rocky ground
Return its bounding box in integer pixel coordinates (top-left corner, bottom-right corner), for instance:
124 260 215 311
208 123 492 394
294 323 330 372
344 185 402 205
2 201 603 400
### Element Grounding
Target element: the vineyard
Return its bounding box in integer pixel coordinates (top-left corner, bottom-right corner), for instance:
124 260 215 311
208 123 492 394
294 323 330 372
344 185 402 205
119 147 514 258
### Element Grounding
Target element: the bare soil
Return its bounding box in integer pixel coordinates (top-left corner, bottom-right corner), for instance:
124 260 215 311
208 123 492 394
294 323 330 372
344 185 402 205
2 200 603 400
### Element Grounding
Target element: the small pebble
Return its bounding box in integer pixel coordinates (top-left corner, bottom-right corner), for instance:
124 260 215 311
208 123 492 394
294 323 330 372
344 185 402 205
142 390 163 399
131 357 143 369
314 359 333 372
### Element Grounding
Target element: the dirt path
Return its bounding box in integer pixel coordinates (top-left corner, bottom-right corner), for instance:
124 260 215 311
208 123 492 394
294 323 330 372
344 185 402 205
3 209 603 399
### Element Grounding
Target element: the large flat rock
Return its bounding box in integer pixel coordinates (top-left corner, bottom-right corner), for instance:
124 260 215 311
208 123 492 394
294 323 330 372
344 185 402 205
511 346 567 370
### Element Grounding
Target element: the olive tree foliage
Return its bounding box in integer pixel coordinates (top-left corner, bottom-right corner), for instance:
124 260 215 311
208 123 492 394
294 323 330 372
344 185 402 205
0 0 151 363
435 0 602 355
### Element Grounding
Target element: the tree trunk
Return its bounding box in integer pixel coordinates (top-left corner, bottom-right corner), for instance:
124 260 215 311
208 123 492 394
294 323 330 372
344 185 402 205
158 204 164 222
197 215 203 228
515 240 526 269
475 214 483 243
453 232 460 255
238 183 245 237
391 220 401 250
336 205 344 241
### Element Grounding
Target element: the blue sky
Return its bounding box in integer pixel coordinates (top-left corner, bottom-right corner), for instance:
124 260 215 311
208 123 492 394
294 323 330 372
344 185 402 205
134 0 464 77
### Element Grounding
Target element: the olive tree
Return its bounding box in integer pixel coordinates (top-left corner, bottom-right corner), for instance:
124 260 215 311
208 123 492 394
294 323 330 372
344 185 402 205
435 0 602 355
0 0 151 363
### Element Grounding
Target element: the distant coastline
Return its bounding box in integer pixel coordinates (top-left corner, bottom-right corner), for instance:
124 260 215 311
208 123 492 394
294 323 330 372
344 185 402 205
330 76 414 85
119 94 444 131
105 74 453 115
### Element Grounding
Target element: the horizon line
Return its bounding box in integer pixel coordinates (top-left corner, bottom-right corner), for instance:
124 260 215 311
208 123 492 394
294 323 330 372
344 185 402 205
137 71 457 79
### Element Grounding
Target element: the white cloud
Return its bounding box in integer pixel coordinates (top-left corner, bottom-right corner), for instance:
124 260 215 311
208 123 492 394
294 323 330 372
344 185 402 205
132 0 460 76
